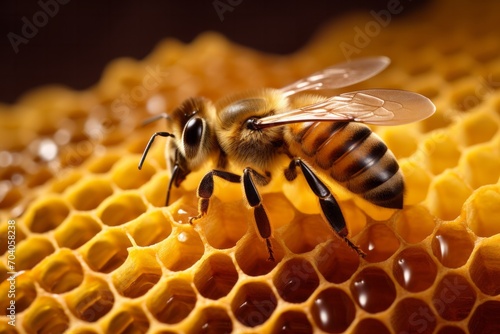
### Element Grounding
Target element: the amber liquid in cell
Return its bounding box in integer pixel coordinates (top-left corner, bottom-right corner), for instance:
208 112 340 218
432 228 474 268
311 288 356 333
350 267 397 313
232 284 277 327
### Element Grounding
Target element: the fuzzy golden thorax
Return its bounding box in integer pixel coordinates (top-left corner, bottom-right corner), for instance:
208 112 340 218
215 89 289 171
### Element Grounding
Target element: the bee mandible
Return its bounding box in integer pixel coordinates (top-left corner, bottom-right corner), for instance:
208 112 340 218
138 56 436 261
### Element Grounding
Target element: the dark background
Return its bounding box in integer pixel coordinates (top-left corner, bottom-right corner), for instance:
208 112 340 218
0 0 429 104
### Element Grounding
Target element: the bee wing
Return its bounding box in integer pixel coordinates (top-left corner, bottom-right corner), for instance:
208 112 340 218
280 56 391 97
254 89 436 127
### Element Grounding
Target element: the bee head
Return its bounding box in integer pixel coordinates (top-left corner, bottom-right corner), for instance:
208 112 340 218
168 97 218 170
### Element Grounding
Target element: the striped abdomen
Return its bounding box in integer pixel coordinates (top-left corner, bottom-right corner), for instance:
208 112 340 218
285 121 404 209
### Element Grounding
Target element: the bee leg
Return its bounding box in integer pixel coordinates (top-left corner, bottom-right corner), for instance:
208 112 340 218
189 170 241 224
243 168 274 261
286 159 366 258
166 163 180 206
165 149 191 206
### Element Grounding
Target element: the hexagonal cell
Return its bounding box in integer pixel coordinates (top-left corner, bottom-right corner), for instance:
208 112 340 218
315 239 360 284
235 233 283 276
420 110 453 133
231 282 277 328
101 128 128 147
142 172 183 208
405 59 433 76
65 276 114 322
126 209 172 246
54 213 102 249
422 133 461 175
111 157 156 190
67 177 114 211
167 198 199 225
466 185 500 237
468 300 500 334
16 236 55 271
458 111 499 146
432 273 476 321
393 246 438 292
81 229 132 273
356 223 400 262
187 306 233 334
460 145 500 189
0 220 26 256
106 304 150 334
280 213 334 254
262 193 296 229
87 153 121 174
49 170 83 193
353 318 391 334
112 248 161 298
379 127 418 159
393 298 438 334
427 170 473 221
197 196 249 249
97 192 147 226
311 287 356 333
469 235 500 296
270 310 312 334
431 221 475 268
0 185 22 209
22 296 70 334
273 257 319 303
395 205 435 244
437 326 466 334
26 166 53 188
471 37 500 63
350 266 396 313
157 227 204 271
450 81 485 112
23 196 70 233
0 271 36 314
147 278 197 324
194 253 238 300
399 161 432 205
33 249 84 294
442 66 469 83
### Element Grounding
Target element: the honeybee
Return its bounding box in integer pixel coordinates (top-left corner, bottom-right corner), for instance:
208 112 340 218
138 56 435 261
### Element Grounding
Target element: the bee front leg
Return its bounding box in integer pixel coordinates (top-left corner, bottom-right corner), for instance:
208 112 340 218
285 159 366 258
189 170 241 224
242 168 275 261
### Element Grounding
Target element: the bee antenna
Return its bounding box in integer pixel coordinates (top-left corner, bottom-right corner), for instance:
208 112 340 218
138 131 175 170
140 113 171 127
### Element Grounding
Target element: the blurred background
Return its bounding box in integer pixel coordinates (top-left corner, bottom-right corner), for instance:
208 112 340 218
0 0 431 104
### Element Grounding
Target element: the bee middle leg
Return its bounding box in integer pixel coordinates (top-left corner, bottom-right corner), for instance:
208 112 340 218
242 168 275 261
285 158 366 258
189 170 241 224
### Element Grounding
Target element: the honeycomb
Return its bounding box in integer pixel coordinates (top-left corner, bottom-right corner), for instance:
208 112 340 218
1 0 500 333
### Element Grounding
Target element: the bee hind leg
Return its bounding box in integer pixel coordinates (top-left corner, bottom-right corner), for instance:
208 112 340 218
285 159 366 258
243 168 275 261
189 170 241 224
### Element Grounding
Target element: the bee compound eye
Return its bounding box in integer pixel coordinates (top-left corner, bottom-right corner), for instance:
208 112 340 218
183 117 204 148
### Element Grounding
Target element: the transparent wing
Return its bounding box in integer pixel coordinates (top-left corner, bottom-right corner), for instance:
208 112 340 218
254 89 436 127
279 56 391 97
